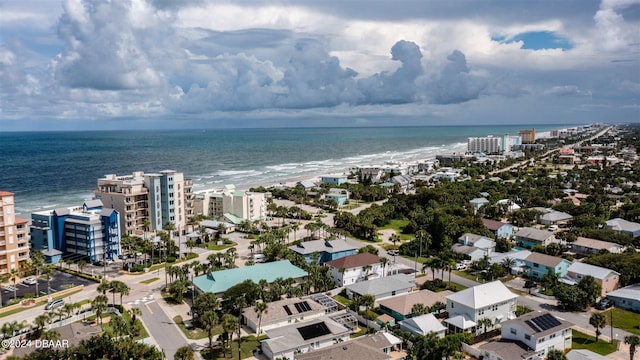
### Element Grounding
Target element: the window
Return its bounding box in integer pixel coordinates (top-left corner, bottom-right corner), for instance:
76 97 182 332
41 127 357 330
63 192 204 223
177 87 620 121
524 334 531 340
451 302 454 308
510 328 517 335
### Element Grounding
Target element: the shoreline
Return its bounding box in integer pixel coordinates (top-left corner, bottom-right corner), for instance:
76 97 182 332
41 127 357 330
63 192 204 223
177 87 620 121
11 127 570 217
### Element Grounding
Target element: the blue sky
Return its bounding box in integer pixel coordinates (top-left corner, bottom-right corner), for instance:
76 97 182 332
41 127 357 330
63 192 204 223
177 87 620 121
1 0 639 130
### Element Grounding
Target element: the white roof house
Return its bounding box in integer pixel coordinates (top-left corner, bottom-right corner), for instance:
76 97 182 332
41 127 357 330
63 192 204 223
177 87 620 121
345 274 415 302
399 313 447 337
445 281 518 334
605 218 640 237
564 262 620 282
606 284 640 313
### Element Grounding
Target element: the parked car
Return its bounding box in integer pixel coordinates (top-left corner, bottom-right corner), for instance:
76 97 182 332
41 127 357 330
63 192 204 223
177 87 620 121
45 299 65 310
524 280 538 289
387 249 398 256
455 263 467 270
252 253 266 263
22 277 37 285
548 225 558 231
596 298 613 310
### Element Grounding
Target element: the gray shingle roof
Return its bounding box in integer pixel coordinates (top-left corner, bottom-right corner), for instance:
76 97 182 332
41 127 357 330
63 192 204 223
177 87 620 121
345 274 414 297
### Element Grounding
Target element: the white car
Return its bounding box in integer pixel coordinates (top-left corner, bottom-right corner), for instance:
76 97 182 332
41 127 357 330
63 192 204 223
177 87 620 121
548 225 558 231
22 277 37 285
455 263 467 270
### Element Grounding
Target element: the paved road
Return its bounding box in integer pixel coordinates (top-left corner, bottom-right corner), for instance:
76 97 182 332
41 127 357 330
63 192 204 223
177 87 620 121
137 298 188 360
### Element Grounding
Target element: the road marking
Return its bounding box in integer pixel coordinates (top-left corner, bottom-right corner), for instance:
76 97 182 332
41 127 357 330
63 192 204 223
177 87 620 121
145 303 153 315
143 300 155 305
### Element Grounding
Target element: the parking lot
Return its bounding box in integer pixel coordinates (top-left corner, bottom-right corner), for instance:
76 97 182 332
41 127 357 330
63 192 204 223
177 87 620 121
1 270 94 306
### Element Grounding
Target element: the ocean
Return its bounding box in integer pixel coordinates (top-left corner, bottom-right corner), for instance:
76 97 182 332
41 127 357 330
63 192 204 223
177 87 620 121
0 124 568 216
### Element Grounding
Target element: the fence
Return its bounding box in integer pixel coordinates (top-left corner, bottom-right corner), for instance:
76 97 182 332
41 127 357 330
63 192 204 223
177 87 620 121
0 285 84 317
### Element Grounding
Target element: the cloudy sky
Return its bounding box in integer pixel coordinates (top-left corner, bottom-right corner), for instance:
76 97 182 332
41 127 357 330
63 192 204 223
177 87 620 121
1 0 639 130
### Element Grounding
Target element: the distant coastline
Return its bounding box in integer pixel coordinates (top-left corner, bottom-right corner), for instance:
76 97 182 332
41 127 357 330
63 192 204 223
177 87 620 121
0 124 575 217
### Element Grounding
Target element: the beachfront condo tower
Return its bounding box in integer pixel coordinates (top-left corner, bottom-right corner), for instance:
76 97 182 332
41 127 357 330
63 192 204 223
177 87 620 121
467 135 502 154
93 170 193 236
0 191 30 275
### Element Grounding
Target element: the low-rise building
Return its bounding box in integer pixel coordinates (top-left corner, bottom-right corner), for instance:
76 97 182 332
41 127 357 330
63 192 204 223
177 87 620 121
399 313 447 337
294 332 402 360
469 198 490 212
193 260 307 296
320 176 347 186
515 227 558 249
345 274 415 303
536 209 573 226
445 281 518 334
324 188 349 206
325 252 383 287
561 262 620 297
242 297 326 334
288 239 357 264
570 237 625 256
482 219 514 239
523 252 570 280
378 289 451 321
261 317 351 360
452 233 495 261
605 218 640 238
606 284 640 312
492 311 573 359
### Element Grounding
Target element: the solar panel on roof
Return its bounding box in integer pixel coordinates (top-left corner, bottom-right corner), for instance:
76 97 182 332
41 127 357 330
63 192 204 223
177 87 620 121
300 301 311 312
525 319 542 333
283 305 292 315
530 313 561 331
294 302 303 313
297 322 331 340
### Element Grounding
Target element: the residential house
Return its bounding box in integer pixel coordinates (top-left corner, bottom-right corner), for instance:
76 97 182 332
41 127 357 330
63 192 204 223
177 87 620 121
477 340 538 360
605 218 640 237
288 239 357 264
606 284 640 312
261 317 351 360
496 199 521 212
470 198 490 212
378 289 452 321
482 219 514 239
489 250 532 275
297 181 318 191
324 188 349 206
294 332 402 360
452 233 495 261
320 176 347 186
570 237 625 256
432 168 462 181
445 281 518 334
325 252 383 287
523 253 570 280
399 313 447 337
486 311 573 359
515 227 558 249
359 167 385 183
193 260 307 296
561 262 620 297
535 208 573 226
242 297 326 334
345 274 415 303
391 175 413 192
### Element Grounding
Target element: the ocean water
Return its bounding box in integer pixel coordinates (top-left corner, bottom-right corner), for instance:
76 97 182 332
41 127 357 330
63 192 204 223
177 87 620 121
0 125 567 216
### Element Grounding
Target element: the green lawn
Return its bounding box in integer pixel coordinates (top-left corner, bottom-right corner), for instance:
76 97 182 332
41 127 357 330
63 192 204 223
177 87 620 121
378 219 413 240
201 335 266 360
604 307 640 336
572 329 618 355
333 294 352 308
207 241 237 251
99 310 149 340
402 255 429 264
173 315 210 340
139 277 160 285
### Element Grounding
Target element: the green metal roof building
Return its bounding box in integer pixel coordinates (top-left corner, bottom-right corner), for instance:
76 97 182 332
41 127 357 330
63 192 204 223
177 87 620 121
193 260 308 295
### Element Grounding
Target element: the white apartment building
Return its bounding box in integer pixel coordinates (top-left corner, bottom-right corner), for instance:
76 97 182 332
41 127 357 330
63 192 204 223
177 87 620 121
503 135 522 152
467 136 502 154
94 170 192 235
193 184 266 223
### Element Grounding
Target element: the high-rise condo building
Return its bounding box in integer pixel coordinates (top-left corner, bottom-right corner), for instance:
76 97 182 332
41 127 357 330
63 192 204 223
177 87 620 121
467 136 502 154
519 129 536 144
30 200 121 264
93 170 193 235
0 191 30 275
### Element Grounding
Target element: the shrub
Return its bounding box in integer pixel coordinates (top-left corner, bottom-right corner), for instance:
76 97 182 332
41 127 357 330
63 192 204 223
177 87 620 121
166 256 177 263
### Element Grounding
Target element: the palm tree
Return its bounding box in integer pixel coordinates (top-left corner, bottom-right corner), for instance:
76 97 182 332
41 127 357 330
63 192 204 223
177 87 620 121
390 233 401 248
111 315 129 338
97 280 111 296
380 257 389 277
175 345 195 360
31 251 45 297
40 329 60 342
92 294 108 325
547 349 567 360
589 312 607 342
41 264 55 295
477 317 493 334
129 307 142 323
410 303 428 316
186 239 196 255
625 335 640 360
199 310 218 351
254 301 268 335
358 294 376 330
220 313 238 357
34 314 50 336
9 268 19 300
